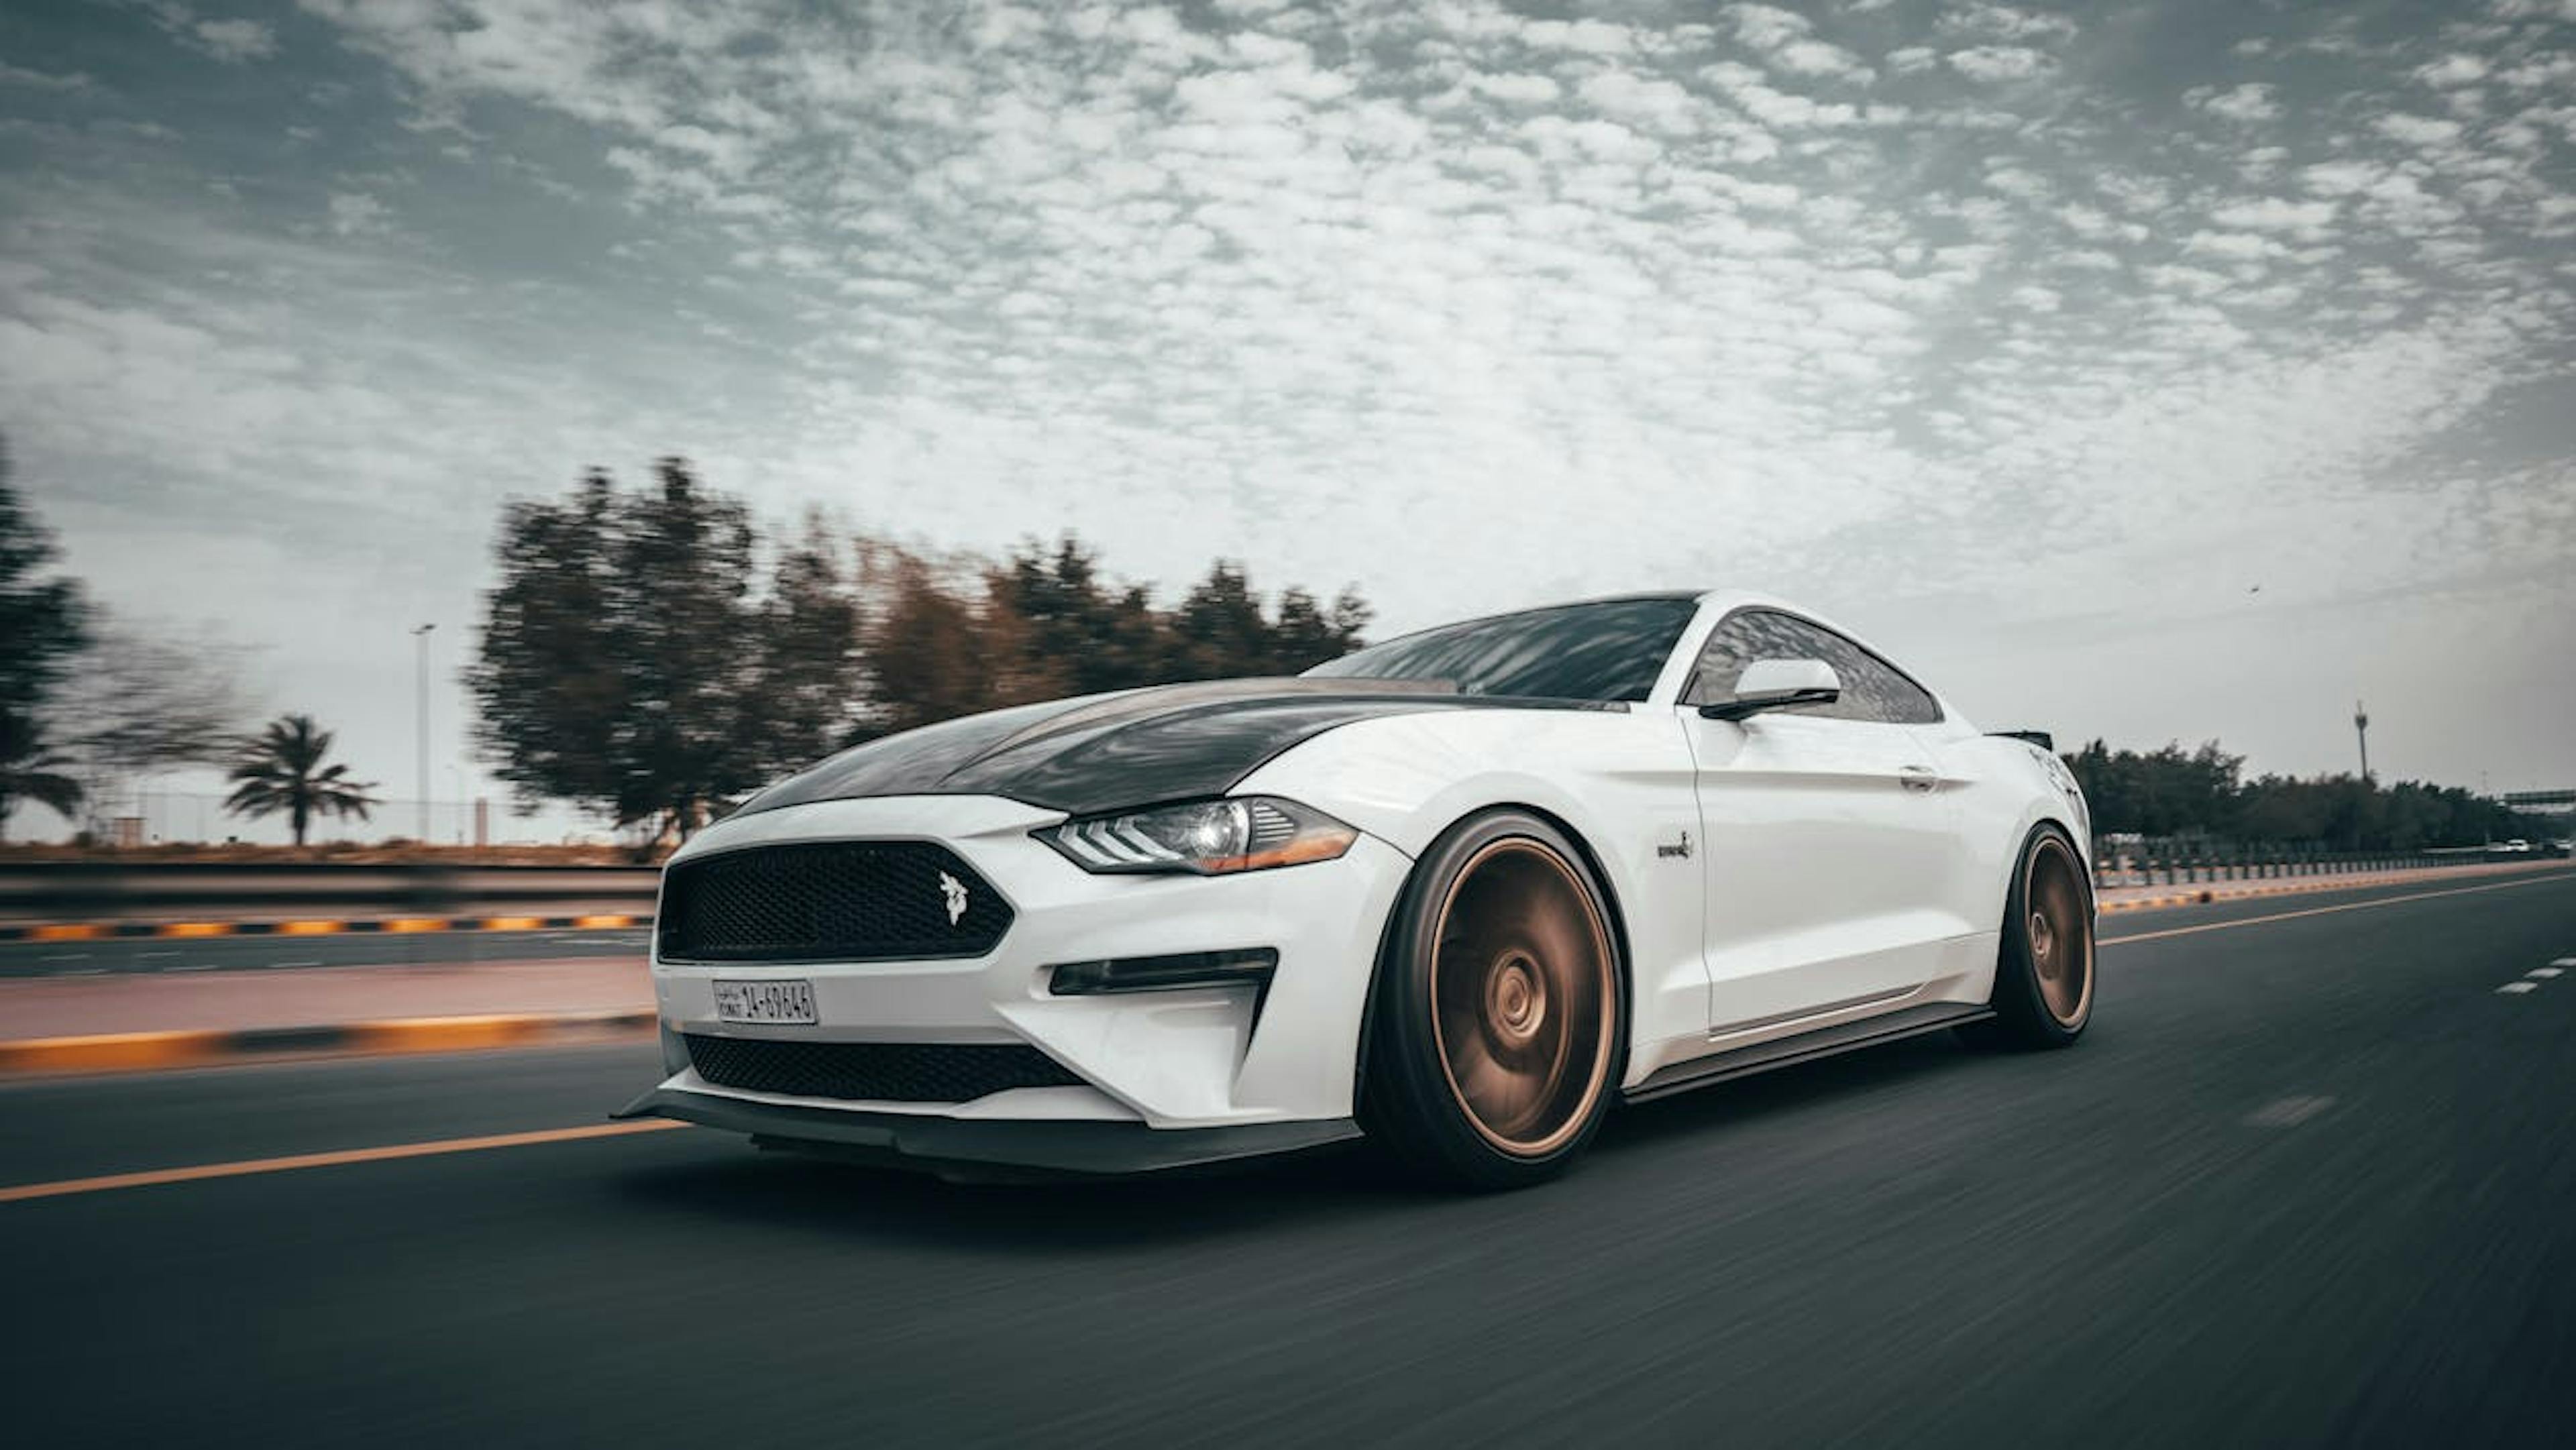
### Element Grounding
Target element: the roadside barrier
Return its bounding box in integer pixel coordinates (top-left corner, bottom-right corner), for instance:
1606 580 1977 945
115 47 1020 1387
0 913 646 943
2091 846 2559 890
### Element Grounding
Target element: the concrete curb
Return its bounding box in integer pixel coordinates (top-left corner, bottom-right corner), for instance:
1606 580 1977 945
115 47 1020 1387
0 1009 657 1078
0 913 645 943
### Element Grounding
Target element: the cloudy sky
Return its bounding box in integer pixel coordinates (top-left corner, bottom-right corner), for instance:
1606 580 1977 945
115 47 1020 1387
3 0 2571 830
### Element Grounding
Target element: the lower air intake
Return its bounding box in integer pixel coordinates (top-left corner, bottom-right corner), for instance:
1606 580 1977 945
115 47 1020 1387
683 1034 1083 1103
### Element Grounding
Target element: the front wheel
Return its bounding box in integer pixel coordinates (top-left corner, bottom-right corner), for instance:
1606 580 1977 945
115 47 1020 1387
1965 824 2095 1049
1360 811 1625 1190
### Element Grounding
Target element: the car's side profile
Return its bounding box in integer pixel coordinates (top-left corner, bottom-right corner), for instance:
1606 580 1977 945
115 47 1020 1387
619 589 2096 1188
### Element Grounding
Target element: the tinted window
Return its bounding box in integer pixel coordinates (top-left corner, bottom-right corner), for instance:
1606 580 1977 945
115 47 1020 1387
1305 597 1699 702
1684 610 1941 724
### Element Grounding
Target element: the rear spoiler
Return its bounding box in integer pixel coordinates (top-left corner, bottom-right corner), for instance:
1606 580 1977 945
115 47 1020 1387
1989 729 2055 752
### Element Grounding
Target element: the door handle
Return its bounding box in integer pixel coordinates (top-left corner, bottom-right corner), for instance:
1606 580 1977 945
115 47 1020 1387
1897 764 1939 793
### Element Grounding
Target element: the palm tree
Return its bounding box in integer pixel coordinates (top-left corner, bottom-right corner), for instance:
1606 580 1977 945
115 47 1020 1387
225 714 380 847
0 714 83 843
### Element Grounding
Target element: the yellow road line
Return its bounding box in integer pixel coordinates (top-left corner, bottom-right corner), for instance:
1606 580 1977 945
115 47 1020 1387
0 1119 692 1205
572 913 637 929
276 919 345 935
30 924 104 941
2101 870 2574 946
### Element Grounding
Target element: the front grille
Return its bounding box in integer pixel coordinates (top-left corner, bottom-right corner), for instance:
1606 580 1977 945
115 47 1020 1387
683 1035 1083 1103
657 840 1013 962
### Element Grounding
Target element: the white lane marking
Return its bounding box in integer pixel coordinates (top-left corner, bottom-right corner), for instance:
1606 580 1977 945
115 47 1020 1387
2246 1095 2335 1127
2498 981 2539 995
138 950 180 959
2532 968 2565 979
267 960 323 969
164 962 221 972
39 952 89 962
2554 958 2576 967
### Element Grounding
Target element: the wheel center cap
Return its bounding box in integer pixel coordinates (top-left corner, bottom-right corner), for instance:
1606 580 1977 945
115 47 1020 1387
1489 953 1546 1043
2030 911 2057 974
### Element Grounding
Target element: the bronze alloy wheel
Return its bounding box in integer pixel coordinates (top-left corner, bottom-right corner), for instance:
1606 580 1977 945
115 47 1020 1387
1426 838 1618 1158
2024 834 2094 1028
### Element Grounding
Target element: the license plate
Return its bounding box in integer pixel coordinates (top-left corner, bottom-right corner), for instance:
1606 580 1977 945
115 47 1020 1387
713 979 818 1025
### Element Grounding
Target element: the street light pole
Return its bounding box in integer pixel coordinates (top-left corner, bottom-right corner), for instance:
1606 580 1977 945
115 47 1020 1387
2353 699 2370 784
412 624 435 843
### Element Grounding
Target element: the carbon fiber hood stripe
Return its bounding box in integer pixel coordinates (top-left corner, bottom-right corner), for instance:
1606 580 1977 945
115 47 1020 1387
734 677 1610 818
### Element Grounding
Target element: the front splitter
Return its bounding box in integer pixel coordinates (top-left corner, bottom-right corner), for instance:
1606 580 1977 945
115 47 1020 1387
614 1086 1361 1182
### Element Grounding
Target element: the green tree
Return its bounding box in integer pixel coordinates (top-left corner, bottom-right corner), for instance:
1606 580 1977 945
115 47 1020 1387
990 535 1171 695
225 714 380 847
757 516 869 765
469 460 865 843
0 713 82 842
1269 583 1373 673
0 434 91 760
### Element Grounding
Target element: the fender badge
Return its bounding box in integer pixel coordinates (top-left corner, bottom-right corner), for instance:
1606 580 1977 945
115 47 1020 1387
1656 829 1693 860
938 871 969 926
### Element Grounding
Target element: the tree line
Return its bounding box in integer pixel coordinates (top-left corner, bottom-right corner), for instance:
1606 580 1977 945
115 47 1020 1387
2061 739 2552 853
3 433 2557 856
466 458 1372 843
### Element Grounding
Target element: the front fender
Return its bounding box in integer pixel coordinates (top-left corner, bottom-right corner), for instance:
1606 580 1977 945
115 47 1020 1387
1236 708 1713 1072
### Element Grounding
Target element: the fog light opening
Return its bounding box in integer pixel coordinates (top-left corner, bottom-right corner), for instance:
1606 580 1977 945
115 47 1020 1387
1046 948 1280 998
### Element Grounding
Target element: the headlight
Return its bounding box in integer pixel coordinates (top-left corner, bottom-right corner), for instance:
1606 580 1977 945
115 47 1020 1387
1038 797 1359 875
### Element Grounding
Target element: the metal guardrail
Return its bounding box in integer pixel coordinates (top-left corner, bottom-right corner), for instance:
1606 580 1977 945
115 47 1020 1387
0 862 661 923
2089 846 2563 889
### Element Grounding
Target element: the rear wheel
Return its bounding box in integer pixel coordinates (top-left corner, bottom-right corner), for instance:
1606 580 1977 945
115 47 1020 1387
1361 811 1625 1190
1965 824 2094 1049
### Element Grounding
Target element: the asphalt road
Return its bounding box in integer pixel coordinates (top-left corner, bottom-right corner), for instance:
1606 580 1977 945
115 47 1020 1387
0 924 652 978
6 871 2575 1449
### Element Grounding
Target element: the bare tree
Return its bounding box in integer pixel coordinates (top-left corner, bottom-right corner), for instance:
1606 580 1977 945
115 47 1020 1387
51 619 256 833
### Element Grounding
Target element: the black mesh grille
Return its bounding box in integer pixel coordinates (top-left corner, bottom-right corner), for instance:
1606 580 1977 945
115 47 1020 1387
658 841 1013 962
684 1035 1082 1102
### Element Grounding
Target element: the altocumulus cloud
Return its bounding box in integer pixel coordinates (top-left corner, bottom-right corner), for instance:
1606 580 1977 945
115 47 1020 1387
0 0 2570 798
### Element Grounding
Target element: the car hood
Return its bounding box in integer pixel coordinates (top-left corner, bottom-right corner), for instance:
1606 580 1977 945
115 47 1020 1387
733 677 1611 820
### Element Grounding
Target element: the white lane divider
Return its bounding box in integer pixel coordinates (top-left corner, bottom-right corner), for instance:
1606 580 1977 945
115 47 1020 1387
2246 1095 2335 1127
2498 981 2539 995
2553 958 2576 967
2533 968 2565 979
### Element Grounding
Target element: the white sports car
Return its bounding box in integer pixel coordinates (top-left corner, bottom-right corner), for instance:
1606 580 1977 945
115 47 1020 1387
618 590 2095 1188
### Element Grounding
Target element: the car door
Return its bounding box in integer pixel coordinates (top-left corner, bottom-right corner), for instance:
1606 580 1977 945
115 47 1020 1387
1678 610 1966 1033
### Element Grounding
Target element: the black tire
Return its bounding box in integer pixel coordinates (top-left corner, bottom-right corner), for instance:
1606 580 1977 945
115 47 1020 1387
1360 810 1627 1190
1963 823 2095 1050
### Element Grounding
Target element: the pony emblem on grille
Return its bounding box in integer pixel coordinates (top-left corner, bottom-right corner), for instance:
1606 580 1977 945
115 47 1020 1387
938 870 969 926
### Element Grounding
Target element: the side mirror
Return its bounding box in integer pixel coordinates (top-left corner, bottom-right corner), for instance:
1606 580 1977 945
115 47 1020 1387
1699 658 1841 722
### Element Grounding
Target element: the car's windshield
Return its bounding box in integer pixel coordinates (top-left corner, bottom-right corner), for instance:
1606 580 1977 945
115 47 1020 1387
1303 596 1701 702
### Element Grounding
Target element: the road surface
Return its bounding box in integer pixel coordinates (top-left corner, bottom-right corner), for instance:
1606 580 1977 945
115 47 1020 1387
6 871 2574 1447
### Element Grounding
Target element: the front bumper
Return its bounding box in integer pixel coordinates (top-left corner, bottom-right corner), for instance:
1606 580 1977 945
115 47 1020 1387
643 793 1413 1139
614 1084 1359 1180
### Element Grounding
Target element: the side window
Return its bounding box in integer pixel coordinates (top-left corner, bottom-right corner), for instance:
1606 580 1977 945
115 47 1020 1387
1685 611 1941 725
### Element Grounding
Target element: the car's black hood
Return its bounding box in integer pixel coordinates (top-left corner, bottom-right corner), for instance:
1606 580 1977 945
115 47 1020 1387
735 677 1612 819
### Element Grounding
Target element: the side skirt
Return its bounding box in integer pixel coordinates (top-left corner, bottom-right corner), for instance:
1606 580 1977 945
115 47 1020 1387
1621 1003 1992 1105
